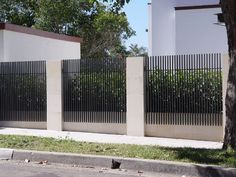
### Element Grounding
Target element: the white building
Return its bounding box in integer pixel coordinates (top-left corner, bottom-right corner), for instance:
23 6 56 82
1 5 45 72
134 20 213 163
0 23 82 61
148 0 228 56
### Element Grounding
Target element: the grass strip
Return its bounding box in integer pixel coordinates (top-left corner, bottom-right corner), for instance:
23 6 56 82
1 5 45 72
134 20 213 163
0 135 235 168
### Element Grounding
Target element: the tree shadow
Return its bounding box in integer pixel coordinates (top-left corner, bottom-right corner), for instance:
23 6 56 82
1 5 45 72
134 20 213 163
165 147 224 165
195 165 236 177
163 147 236 177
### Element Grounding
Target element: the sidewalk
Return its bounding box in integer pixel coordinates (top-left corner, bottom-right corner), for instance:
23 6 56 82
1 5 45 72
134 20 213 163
0 127 223 149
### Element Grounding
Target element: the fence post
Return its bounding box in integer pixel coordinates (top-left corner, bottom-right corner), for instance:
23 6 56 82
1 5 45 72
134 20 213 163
222 53 229 140
126 57 145 136
46 60 63 131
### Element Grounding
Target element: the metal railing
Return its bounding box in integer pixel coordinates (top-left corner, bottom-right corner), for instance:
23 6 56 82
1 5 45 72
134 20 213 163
0 61 47 122
63 58 126 123
145 53 222 126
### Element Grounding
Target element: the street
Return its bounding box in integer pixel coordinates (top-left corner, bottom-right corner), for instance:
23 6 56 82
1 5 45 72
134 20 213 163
0 160 186 177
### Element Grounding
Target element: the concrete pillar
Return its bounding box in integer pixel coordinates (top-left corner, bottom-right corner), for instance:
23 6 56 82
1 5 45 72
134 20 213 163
126 57 145 136
222 54 229 139
46 60 63 131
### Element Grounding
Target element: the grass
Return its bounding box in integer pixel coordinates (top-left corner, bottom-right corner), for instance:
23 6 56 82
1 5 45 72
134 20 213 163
0 134 235 168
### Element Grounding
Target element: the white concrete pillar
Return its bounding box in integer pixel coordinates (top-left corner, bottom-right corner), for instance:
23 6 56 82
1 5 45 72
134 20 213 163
126 57 145 136
222 53 229 139
46 60 63 131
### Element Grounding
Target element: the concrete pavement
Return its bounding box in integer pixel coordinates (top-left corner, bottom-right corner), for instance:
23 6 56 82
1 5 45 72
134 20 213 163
1 160 172 177
0 127 223 149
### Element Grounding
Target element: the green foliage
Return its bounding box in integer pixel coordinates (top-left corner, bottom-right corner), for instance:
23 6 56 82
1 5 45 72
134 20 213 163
128 44 148 57
147 70 222 113
35 0 83 34
79 3 135 58
67 72 125 111
0 74 46 111
64 59 126 112
0 0 38 27
64 66 222 114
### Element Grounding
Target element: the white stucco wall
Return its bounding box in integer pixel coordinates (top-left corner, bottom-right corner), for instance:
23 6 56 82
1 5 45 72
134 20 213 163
150 0 176 56
1 30 81 61
176 8 228 54
0 31 3 60
148 0 228 56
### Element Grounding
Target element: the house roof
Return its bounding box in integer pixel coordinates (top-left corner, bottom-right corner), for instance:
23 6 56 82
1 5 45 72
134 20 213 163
175 4 220 10
175 0 219 7
0 23 83 43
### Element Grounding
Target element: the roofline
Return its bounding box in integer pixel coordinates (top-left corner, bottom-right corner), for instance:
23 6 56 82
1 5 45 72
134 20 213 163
175 4 221 11
0 23 83 43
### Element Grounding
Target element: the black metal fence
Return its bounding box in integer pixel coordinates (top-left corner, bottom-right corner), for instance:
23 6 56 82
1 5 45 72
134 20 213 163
0 61 47 122
145 53 222 126
63 58 126 123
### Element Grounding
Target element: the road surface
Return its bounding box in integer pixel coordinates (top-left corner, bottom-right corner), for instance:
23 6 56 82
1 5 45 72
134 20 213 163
0 160 187 177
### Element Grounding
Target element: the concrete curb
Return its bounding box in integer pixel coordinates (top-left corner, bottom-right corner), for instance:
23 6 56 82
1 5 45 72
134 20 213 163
1 149 235 177
0 148 14 160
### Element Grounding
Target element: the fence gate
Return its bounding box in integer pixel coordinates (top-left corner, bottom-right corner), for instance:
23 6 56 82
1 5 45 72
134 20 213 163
145 54 223 141
62 58 126 134
0 61 47 129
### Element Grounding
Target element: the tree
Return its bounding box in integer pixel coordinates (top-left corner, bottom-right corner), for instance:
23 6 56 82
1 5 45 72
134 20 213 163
102 0 130 9
220 0 236 149
0 0 38 27
128 44 148 57
79 3 135 58
0 0 134 58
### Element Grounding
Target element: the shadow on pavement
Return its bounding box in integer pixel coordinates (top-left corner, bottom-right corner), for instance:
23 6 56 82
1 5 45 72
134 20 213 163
195 165 236 177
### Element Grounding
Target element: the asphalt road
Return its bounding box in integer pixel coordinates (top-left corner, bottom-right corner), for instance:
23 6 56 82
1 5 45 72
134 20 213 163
0 160 186 177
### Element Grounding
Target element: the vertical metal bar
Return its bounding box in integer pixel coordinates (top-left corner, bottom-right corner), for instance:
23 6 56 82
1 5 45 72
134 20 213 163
160 56 163 125
213 54 216 126
153 56 156 125
148 56 151 125
155 56 158 125
186 55 189 125
116 59 119 124
220 53 223 126
109 59 112 123
35 62 38 122
166 55 169 125
149 56 152 124
171 55 174 125
191 54 194 125
123 58 125 124
145 57 148 124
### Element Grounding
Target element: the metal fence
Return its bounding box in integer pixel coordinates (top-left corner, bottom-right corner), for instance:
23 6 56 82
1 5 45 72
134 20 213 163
0 61 47 122
63 58 126 123
145 53 222 126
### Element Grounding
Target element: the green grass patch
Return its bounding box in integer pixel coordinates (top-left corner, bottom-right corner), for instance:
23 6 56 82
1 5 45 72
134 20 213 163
0 135 235 168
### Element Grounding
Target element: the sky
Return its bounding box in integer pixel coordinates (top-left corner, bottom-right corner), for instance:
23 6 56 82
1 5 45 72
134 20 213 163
123 0 148 49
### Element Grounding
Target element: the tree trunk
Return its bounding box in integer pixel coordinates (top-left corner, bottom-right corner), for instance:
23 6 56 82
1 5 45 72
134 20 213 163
220 0 236 149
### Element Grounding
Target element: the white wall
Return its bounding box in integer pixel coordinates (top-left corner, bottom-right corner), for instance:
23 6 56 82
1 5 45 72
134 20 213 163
150 0 176 56
0 31 3 60
2 30 81 61
176 8 228 54
149 0 228 56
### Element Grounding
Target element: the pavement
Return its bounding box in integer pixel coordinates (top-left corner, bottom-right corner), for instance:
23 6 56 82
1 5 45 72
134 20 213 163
0 127 223 149
0 160 183 177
